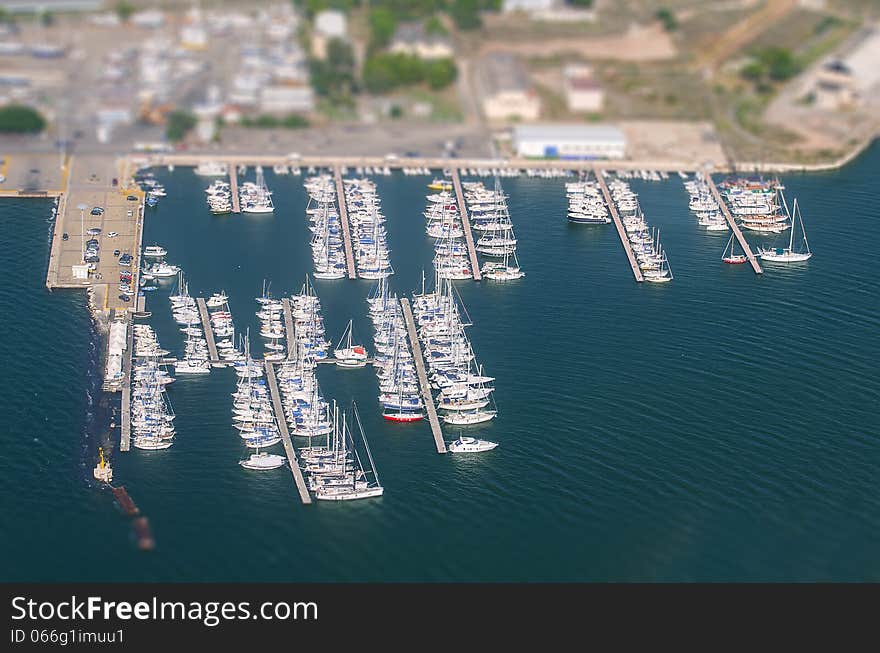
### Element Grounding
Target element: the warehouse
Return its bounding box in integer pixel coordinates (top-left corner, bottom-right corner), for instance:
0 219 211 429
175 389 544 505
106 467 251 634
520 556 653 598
513 124 626 159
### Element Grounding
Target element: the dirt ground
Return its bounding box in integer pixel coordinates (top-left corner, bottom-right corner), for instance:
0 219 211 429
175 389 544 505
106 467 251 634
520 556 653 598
620 120 728 167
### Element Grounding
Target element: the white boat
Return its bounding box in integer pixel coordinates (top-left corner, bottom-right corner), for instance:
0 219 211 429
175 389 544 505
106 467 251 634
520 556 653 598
334 319 368 368
758 198 812 263
143 245 167 257
239 451 286 470
195 161 228 176
441 409 496 425
448 436 498 453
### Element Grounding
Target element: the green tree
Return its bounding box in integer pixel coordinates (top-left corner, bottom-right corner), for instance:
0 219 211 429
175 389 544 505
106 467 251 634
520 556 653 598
567 0 594 7
310 38 357 98
761 47 801 81
425 15 448 36
656 8 677 31
116 1 135 22
369 8 397 51
165 110 196 142
0 105 46 133
450 0 481 31
389 104 403 119
425 58 457 89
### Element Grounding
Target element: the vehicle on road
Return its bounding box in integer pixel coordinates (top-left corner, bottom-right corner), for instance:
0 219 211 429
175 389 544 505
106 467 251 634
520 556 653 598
90 207 104 215
62 233 68 241
107 231 118 238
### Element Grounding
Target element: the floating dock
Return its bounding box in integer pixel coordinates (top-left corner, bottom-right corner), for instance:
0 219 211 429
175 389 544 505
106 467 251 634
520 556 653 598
111 486 139 516
119 316 133 452
399 298 446 454
450 168 482 282
264 361 313 504
195 297 220 363
595 170 644 283
333 166 357 280
281 298 297 360
229 164 241 214
705 175 763 275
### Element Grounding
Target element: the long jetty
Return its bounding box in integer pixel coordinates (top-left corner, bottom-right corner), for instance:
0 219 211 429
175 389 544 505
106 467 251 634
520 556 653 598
705 175 763 274
281 298 297 360
264 361 313 504
450 168 482 282
229 163 241 214
595 170 644 283
120 315 133 452
196 297 220 363
399 298 446 454
333 166 357 280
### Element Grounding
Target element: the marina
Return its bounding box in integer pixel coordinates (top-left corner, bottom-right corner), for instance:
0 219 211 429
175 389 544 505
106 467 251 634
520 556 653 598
596 171 644 283
264 360 313 505
399 298 446 454
334 166 358 280
705 175 763 275
450 168 482 282
196 297 220 364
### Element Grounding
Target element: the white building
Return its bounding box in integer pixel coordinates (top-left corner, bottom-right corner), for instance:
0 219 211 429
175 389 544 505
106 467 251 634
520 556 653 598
502 0 554 12
259 85 315 114
564 64 603 113
476 53 541 122
389 22 453 60
313 10 347 59
513 124 626 159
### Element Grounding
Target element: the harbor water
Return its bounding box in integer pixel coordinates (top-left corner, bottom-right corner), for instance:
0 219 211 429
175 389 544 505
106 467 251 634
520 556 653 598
2 145 879 581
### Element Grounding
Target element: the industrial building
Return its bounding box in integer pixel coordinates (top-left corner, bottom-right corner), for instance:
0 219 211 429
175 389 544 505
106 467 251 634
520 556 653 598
513 124 626 159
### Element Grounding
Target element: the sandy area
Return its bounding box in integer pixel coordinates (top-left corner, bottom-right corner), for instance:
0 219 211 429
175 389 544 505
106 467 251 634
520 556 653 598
620 120 727 167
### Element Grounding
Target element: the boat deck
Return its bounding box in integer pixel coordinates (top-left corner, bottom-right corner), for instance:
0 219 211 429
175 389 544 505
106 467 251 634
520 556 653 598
229 164 241 214
595 170 644 283
119 314 133 452
264 361 313 504
333 166 358 280
400 298 446 454
196 297 220 363
705 175 763 275
450 168 482 282
281 298 297 360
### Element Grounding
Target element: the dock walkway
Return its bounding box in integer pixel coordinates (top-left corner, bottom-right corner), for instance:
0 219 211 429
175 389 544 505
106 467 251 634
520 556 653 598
450 168 482 281
120 314 133 452
333 166 357 280
595 170 644 283
196 297 220 363
264 361 313 504
705 175 763 274
229 164 241 214
282 298 297 360
400 298 446 454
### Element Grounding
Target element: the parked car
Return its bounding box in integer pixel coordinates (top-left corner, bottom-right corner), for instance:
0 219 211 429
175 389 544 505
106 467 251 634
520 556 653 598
127 195 137 201
118 294 130 303
90 207 104 216
113 249 120 257
112 178 118 186
118 254 132 266
107 231 118 238
62 232 68 241
87 227 101 236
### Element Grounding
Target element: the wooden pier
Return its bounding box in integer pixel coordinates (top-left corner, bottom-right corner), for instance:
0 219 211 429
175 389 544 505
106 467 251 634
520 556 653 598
264 361 313 504
399 298 446 454
595 170 644 283
450 168 482 282
281 298 297 360
119 316 133 452
705 175 763 275
333 166 358 280
196 297 220 363
229 163 241 214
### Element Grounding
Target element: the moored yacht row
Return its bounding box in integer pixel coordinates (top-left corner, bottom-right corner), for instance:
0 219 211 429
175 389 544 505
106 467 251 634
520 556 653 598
463 178 525 281
304 174 347 279
608 179 673 283
342 177 394 279
130 324 176 451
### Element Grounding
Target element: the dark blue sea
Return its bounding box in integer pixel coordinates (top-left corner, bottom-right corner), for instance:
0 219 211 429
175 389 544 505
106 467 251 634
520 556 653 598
2 145 878 581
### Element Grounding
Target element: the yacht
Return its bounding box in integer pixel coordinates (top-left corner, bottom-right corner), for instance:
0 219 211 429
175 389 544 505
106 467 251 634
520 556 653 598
448 436 498 453
239 451 286 470
143 245 167 257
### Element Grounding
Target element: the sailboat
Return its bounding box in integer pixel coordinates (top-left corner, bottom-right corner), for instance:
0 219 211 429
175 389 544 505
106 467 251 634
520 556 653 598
758 198 812 262
722 233 749 264
334 319 368 368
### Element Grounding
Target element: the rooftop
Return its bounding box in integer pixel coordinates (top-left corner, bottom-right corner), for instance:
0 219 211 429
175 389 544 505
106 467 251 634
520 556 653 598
514 124 626 143
478 53 531 95
391 22 451 48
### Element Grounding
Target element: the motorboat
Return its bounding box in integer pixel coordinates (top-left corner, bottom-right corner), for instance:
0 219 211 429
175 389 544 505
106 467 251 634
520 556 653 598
448 436 498 453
